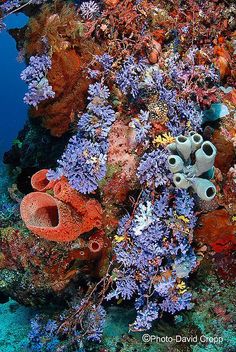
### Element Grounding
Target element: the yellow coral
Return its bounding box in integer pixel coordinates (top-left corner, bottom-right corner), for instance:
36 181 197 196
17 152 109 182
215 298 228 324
114 235 125 243
186 120 192 128
153 132 175 147
176 214 190 224
177 281 187 294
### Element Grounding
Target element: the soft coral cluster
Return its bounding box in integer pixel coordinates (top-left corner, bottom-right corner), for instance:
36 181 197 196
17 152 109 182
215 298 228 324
108 189 197 330
28 301 106 351
21 54 55 107
48 136 107 194
48 80 116 194
31 49 91 136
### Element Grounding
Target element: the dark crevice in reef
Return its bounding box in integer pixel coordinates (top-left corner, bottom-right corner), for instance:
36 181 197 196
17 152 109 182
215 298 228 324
3 119 71 193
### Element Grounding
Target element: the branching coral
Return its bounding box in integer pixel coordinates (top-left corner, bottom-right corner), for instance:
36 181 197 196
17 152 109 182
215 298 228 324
0 0 47 15
78 82 116 139
130 110 151 144
28 302 106 350
0 0 21 13
48 79 117 193
3 0 236 348
107 189 197 331
48 135 108 194
21 54 55 107
137 148 170 188
116 56 147 98
79 0 100 20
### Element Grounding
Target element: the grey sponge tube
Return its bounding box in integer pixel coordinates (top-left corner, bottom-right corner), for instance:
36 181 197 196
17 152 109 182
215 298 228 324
175 135 192 161
167 155 184 173
192 178 216 201
173 173 191 189
194 141 217 176
190 133 203 152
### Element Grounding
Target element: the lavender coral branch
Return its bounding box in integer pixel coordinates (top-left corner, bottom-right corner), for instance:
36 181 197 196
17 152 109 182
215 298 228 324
116 56 146 98
48 135 107 194
21 54 55 107
48 81 116 193
108 189 197 331
137 148 170 188
80 0 100 20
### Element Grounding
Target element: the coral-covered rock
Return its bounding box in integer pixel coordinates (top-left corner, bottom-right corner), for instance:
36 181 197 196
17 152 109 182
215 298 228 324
102 173 130 205
213 252 236 281
3 122 70 174
194 209 236 253
222 176 236 215
0 226 110 305
196 197 219 213
100 119 139 232
23 2 103 137
211 129 235 174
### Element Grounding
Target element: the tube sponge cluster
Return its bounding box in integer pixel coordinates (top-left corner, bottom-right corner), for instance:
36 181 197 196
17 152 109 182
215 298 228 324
167 132 217 201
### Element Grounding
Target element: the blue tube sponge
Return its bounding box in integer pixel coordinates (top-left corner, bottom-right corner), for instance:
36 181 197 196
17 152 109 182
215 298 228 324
193 141 217 176
192 178 216 201
167 132 217 201
167 155 184 174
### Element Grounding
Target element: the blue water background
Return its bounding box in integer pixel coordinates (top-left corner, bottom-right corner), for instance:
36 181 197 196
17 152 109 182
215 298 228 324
0 14 34 350
0 13 28 161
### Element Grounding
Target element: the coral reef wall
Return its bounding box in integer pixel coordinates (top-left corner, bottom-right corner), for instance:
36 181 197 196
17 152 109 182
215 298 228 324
0 0 235 351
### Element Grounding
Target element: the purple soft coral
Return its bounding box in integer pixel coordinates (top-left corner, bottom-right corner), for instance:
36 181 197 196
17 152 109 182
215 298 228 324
108 189 197 330
21 54 55 107
48 135 107 194
78 82 116 139
130 110 151 144
116 56 146 98
137 148 170 188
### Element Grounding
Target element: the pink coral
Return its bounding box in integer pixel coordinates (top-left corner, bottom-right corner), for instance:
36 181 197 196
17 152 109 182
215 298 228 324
107 119 138 187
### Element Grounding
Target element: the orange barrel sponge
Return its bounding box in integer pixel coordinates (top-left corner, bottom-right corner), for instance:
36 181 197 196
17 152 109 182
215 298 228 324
31 169 57 191
53 178 87 213
20 192 83 242
53 179 103 233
